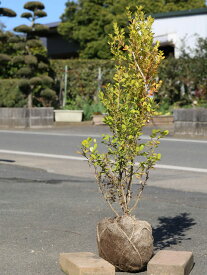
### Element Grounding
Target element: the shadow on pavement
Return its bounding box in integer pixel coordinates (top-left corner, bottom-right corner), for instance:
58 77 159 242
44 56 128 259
153 212 196 250
0 159 15 163
0 174 93 185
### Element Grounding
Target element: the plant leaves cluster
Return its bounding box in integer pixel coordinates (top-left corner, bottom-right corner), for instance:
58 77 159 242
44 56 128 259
81 7 168 216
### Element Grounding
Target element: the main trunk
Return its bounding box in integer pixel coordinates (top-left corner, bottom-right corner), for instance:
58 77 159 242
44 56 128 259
28 93 32 108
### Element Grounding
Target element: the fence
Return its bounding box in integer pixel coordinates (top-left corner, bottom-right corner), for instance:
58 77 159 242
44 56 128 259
0 108 54 128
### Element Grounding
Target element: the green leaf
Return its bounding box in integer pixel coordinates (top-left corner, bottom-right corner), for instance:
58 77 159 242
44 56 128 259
122 124 127 131
157 153 161 160
139 144 145 151
81 140 88 147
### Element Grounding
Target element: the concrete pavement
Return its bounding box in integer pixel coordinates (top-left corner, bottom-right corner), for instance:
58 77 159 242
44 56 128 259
0 163 206 275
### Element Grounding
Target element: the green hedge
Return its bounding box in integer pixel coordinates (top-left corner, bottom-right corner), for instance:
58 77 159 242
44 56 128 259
52 59 115 103
0 79 26 107
52 52 207 115
1 55 206 113
157 56 207 112
52 57 206 106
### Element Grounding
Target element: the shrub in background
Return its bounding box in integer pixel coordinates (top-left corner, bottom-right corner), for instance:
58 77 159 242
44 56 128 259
51 37 207 116
52 59 114 101
191 37 207 100
157 37 207 112
52 59 114 119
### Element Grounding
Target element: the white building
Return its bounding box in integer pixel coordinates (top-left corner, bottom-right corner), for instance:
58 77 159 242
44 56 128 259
152 8 207 57
43 8 207 59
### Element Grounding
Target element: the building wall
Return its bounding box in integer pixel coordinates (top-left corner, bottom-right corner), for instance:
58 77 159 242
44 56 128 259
44 11 207 59
46 34 79 58
153 14 207 57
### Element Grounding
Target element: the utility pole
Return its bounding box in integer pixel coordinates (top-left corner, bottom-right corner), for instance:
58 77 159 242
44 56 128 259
94 66 102 103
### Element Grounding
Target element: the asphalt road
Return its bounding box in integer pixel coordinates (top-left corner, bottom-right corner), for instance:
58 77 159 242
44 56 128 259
0 126 207 169
0 164 206 275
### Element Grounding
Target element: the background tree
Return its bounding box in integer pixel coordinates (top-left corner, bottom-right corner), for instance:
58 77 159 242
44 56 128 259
0 1 16 18
58 0 206 59
0 1 17 77
137 0 206 14
13 1 57 107
0 31 21 78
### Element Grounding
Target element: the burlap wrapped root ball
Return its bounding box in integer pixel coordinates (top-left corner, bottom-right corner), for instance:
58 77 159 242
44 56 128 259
97 215 153 272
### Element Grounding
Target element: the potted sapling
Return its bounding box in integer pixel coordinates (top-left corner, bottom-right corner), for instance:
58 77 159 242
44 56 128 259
81 7 168 272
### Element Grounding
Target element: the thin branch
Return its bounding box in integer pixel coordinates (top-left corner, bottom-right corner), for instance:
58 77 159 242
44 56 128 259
129 169 149 214
132 51 148 93
126 162 134 205
95 169 120 217
129 135 160 213
83 151 120 217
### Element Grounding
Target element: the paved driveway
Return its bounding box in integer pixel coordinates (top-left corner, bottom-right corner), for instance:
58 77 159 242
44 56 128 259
0 164 206 274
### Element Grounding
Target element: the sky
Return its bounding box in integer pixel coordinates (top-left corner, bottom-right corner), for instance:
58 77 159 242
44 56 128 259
2 0 207 31
1 0 68 31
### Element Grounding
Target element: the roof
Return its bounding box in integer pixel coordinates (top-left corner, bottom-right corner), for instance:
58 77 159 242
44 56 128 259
45 7 207 29
152 7 207 19
45 21 60 28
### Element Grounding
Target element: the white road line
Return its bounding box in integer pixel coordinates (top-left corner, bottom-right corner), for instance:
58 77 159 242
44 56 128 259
0 130 101 138
0 149 207 173
156 137 207 144
134 162 207 173
140 136 207 143
155 164 207 173
0 150 86 161
0 129 207 143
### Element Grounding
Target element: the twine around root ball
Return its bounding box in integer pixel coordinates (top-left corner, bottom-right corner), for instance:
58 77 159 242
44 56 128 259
97 215 153 272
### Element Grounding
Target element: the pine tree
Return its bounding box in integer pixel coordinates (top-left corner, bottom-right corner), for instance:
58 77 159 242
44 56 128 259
13 1 57 107
0 1 16 18
0 1 17 77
